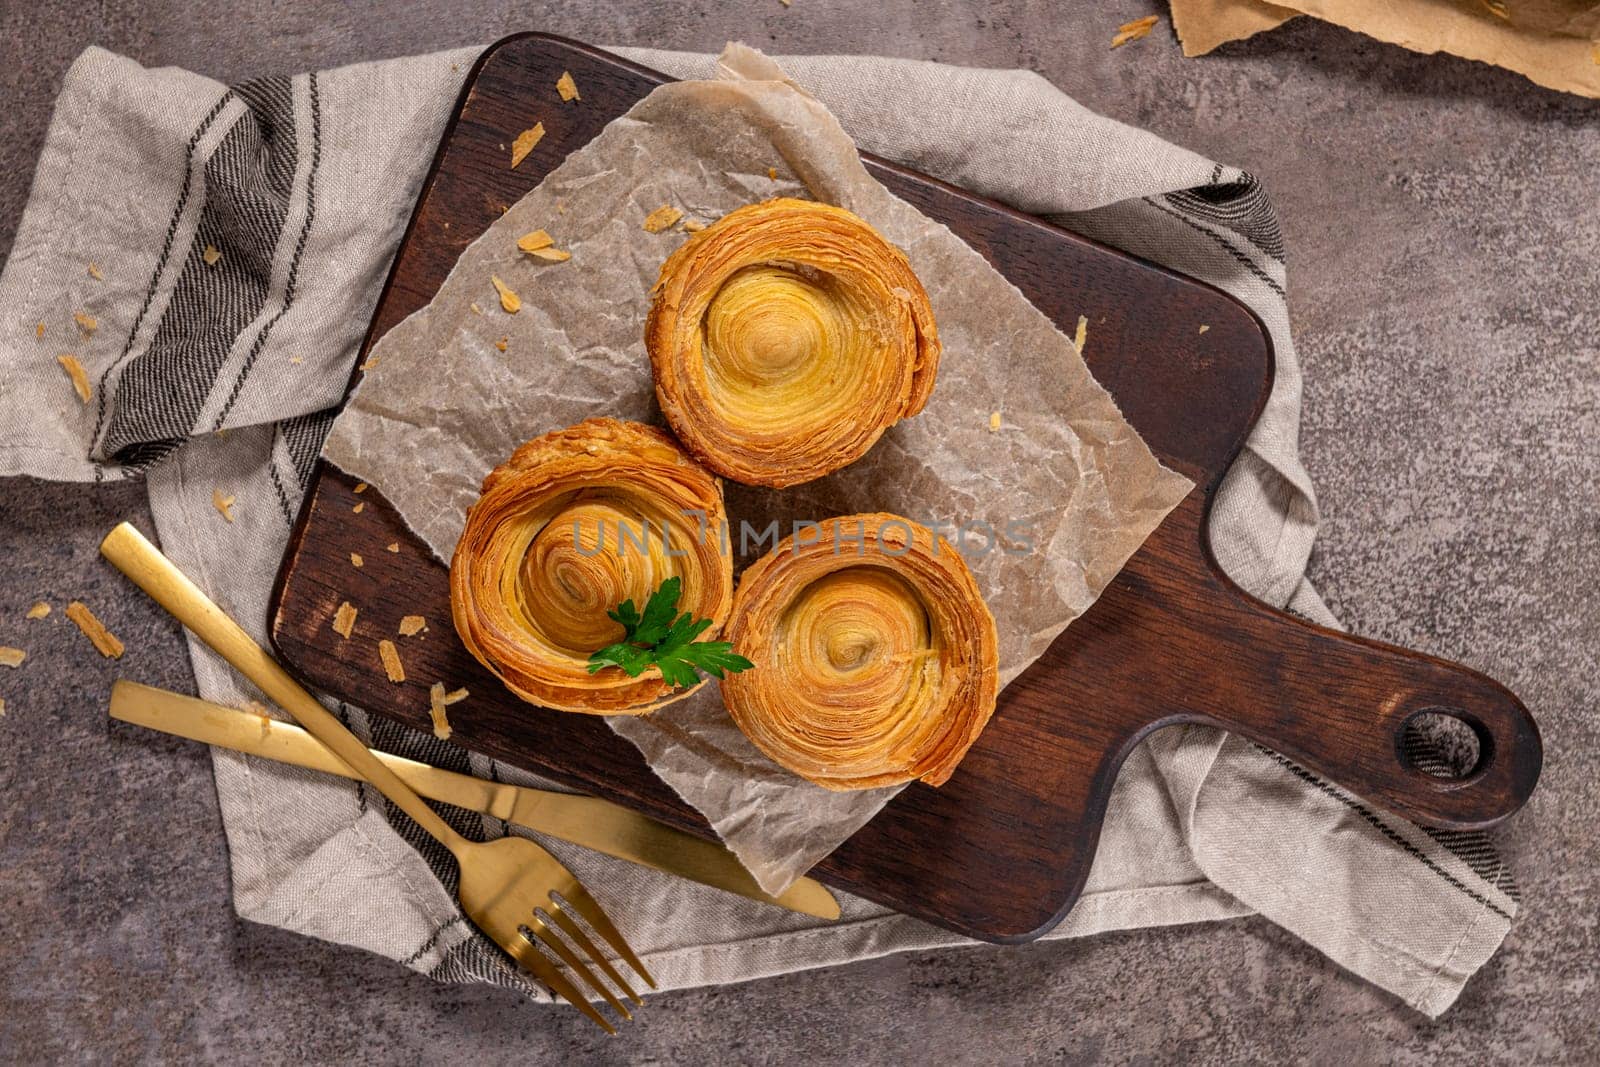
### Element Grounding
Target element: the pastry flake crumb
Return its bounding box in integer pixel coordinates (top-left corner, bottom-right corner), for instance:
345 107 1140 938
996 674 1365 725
354 482 368 494
399 615 428 637
510 122 546 168
26 601 50 620
767 166 778 180
556 71 580 102
352 502 365 514
1074 315 1088 355
681 219 707 233
58 354 91 404
429 683 469 740
491 275 521 314
386 542 400 553
1198 324 1210 334
203 244 222 266
527 246 571 263
378 639 405 683
350 552 364 569
290 355 304 365
0 647 24 668
429 684 452 738
989 411 1002 432
88 262 103 280
495 337 509 352
1111 14 1160 48
517 229 554 253
332 601 358 639
35 322 45 339
66 601 123 659
74 311 98 335
643 205 684 233
1480 0 1510 18
470 302 483 315
212 488 236 523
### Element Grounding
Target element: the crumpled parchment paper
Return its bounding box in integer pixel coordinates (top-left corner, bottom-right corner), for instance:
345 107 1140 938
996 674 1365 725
322 44 1194 894
1169 0 1600 99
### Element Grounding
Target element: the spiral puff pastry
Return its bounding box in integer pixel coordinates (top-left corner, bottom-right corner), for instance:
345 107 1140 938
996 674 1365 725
646 199 940 488
722 514 999 790
450 418 734 714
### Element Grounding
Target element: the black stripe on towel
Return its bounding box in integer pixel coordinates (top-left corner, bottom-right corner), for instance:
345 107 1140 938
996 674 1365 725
211 72 324 430
428 928 541 999
363 711 486 898
364 704 519 992
1167 173 1286 263
267 428 297 527
100 76 298 462
277 407 338 488
1144 194 1287 300
1252 743 1514 921
1399 729 1522 902
91 90 237 479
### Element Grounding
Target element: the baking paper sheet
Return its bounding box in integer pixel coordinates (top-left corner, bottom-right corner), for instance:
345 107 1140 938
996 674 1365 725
322 45 1194 894
1170 0 1600 98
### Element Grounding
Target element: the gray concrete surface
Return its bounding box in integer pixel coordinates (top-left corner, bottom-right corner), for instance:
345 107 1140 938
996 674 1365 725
1 1 1596 1063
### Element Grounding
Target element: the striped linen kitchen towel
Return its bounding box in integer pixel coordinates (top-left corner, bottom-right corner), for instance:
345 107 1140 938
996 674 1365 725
0 44 1519 1018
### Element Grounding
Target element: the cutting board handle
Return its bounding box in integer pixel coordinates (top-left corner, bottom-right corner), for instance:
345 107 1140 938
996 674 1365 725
1180 578 1543 832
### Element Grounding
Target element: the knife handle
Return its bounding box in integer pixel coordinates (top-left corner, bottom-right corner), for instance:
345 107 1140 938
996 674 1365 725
107 679 840 919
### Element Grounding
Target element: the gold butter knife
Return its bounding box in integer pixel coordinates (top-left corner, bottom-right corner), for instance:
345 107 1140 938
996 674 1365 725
109 680 839 921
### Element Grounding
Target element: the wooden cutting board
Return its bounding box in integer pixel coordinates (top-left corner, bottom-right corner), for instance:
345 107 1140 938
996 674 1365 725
268 34 1541 943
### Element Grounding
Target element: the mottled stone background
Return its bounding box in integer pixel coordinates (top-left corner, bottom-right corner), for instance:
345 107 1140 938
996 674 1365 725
1 2 1595 1062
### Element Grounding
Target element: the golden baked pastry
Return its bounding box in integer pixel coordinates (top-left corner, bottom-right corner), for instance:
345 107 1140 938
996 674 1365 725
646 198 940 488
722 514 998 790
450 418 734 714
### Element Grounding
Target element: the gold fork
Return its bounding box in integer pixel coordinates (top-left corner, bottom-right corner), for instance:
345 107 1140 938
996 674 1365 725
100 522 652 1033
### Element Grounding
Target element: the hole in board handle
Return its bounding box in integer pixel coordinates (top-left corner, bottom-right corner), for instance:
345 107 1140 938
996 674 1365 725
1396 707 1492 782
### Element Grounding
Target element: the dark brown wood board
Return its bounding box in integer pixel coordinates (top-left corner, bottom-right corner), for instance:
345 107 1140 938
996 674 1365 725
268 34 1541 943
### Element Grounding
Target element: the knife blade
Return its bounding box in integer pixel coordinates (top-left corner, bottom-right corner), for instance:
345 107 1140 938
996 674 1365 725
108 680 839 920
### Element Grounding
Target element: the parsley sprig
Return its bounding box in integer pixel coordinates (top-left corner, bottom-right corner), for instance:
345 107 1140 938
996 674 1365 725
586 576 753 689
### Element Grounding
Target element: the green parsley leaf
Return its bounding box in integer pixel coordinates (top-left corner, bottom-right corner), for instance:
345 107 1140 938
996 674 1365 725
586 641 655 676
667 641 755 681
586 577 754 688
605 574 679 647
606 597 642 635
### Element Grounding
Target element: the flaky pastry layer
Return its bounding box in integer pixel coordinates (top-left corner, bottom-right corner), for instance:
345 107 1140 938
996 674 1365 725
722 513 998 789
450 418 733 714
647 199 940 488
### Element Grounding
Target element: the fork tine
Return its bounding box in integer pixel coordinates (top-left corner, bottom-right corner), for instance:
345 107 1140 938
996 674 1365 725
504 930 617 1035
559 883 657 990
548 901 643 1006
527 916 634 1022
